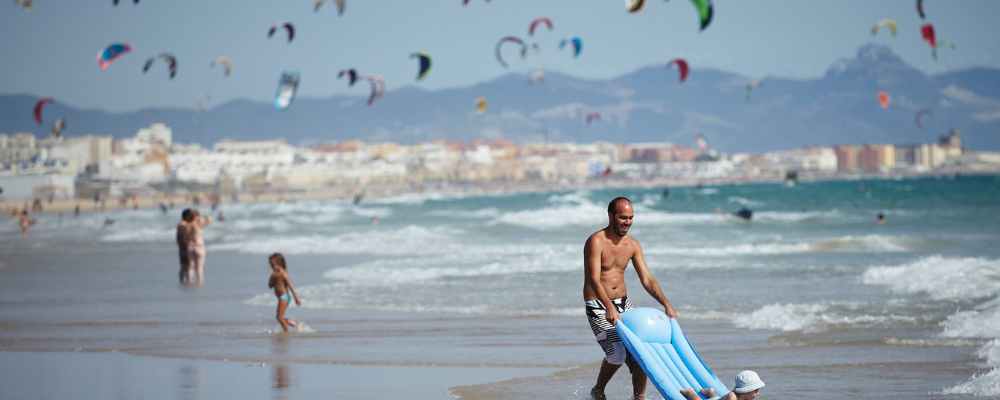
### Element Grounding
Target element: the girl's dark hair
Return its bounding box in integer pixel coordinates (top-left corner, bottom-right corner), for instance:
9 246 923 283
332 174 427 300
181 208 193 221
269 253 287 270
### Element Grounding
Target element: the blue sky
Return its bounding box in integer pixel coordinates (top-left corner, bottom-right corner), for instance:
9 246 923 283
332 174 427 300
4 0 999 112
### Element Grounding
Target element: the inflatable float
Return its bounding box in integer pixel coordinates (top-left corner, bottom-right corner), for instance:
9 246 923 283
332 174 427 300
616 308 728 400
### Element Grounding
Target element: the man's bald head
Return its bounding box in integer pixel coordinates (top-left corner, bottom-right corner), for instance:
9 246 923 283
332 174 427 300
607 196 632 216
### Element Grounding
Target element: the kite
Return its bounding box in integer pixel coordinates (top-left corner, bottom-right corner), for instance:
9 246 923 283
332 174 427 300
268 23 296 43
142 53 178 79
559 37 583 58
921 23 937 59
495 36 528 68
585 112 602 125
475 97 487 113
211 56 233 77
668 58 689 83
97 43 132 71
878 91 890 109
274 71 300 110
410 52 432 81
528 17 553 36
314 0 345 15
338 68 359 87
626 0 644 13
33 98 53 126
871 19 897 37
690 0 713 31
365 75 386 106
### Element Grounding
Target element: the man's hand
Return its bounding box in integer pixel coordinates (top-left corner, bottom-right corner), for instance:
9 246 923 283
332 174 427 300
295 298 302 307
664 304 678 318
605 307 620 325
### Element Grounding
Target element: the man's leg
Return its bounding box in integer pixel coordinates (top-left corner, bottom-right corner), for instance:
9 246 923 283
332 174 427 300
626 355 648 400
591 359 621 400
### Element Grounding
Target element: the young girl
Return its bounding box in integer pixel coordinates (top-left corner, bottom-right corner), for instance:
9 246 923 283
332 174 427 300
267 253 301 332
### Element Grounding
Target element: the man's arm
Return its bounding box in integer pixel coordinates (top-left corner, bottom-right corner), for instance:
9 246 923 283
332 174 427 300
631 240 678 317
585 236 619 323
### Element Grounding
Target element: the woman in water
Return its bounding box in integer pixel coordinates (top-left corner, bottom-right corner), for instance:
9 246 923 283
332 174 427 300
186 210 211 284
267 253 301 332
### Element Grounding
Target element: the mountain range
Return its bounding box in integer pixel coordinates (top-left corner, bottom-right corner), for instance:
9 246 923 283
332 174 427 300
2 44 999 152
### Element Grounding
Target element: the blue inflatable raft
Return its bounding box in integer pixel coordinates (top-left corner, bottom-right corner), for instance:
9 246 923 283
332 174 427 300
616 308 728 400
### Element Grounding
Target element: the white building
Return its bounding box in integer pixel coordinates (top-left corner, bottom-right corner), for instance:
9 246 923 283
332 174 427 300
135 123 173 147
0 173 75 200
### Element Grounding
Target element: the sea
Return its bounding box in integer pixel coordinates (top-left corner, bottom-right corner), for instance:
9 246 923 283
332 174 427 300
1 175 998 399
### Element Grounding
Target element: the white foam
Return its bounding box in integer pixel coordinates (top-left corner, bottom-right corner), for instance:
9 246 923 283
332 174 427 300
321 243 578 286
546 190 592 204
350 206 393 218
647 242 814 257
753 210 849 223
493 202 606 229
426 207 501 219
943 361 1000 398
863 256 1000 301
212 225 462 255
646 234 909 257
727 196 763 207
733 303 915 333
100 227 174 242
865 256 1000 397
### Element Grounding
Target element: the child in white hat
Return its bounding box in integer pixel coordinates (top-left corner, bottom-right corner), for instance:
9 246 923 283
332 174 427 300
680 370 765 400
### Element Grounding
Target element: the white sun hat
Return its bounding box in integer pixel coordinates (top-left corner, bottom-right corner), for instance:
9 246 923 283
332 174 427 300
733 370 765 394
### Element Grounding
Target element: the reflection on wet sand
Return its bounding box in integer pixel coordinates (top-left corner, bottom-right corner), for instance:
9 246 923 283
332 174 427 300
272 334 292 399
177 365 200 400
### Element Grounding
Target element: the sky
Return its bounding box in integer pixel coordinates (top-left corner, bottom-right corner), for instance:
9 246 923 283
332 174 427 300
3 0 1000 112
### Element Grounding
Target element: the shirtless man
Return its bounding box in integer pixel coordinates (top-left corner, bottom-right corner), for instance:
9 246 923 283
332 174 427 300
176 209 193 284
585 197 678 400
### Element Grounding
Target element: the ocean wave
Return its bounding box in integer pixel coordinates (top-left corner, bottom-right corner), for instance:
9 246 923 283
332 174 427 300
733 303 916 333
426 207 501 219
727 196 764 207
546 190 592 205
350 206 393 219
493 202 607 229
227 219 296 233
862 256 1000 301
943 354 1000 398
866 256 1000 397
321 244 578 285
100 227 174 243
646 234 910 257
752 210 850 223
211 225 463 255
882 337 979 347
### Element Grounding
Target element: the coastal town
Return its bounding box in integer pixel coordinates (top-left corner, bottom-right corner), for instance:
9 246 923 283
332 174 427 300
2 123 999 210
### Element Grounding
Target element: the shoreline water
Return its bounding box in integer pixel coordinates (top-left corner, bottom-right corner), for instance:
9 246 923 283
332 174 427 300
3 170 994 217
2 175 998 399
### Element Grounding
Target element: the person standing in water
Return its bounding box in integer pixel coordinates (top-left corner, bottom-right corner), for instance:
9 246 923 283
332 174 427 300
186 209 211 284
176 209 193 284
18 210 32 237
268 253 301 332
585 196 678 400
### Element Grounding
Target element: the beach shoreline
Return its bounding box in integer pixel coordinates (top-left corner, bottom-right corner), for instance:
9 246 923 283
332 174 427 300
3 169 992 217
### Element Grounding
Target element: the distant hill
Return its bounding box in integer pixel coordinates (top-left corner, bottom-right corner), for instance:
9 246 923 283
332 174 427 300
2 44 999 152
